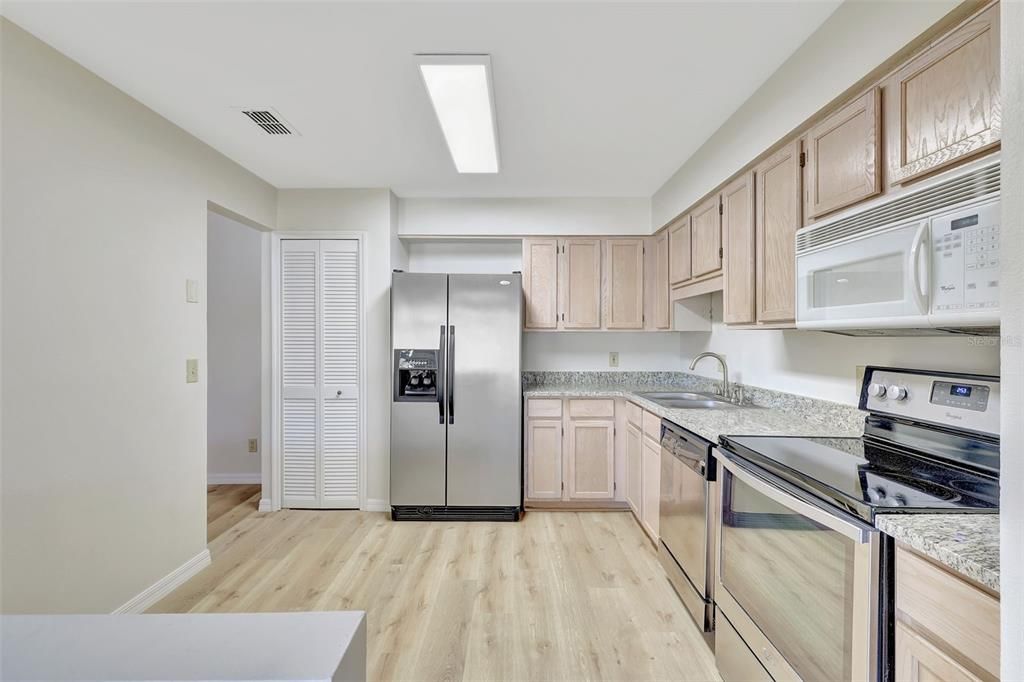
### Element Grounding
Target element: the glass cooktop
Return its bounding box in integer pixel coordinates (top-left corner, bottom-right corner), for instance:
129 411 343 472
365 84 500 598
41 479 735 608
717 434 999 522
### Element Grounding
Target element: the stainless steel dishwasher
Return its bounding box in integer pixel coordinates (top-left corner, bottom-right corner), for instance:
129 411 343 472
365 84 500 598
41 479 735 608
658 419 716 643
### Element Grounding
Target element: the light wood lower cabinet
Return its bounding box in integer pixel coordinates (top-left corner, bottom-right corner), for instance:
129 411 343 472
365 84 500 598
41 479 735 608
640 434 660 540
895 544 999 681
625 423 642 516
525 398 617 505
626 402 660 542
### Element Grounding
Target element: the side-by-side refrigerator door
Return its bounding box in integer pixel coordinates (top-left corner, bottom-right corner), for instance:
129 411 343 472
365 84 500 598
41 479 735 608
446 274 523 507
390 272 448 506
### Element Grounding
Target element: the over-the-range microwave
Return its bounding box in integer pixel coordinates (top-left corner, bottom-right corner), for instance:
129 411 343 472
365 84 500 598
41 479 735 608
796 156 1000 336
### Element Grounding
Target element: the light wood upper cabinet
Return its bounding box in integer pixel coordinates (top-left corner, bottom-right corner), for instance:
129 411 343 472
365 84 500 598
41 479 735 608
668 215 692 285
886 3 1000 185
560 238 602 329
755 140 803 324
526 419 562 500
567 420 615 500
690 197 722 278
806 87 882 218
722 172 756 325
604 238 645 329
522 239 559 330
654 232 671 329
624 422 642 517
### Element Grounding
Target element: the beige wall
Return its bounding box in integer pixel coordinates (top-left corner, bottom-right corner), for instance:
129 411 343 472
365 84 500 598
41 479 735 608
275 189 398 508
1001 1 1023 677
0 19 277 613
651 0 960 228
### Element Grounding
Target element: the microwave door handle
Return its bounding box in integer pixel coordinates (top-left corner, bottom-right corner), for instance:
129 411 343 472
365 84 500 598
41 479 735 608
910 222 929 313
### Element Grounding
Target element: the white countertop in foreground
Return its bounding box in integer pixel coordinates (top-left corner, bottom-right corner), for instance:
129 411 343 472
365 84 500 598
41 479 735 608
1 612 366 681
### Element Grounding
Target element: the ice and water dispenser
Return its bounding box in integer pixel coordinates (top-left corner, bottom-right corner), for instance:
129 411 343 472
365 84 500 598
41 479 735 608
393 349 440 402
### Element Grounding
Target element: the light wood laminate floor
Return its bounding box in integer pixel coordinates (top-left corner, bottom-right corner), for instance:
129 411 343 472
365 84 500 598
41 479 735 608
153 486 720 682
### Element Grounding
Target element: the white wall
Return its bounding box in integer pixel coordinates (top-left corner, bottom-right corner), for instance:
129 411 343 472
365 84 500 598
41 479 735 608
275 189 396 509
207 211 262 483
1001 1 1023 677
678 294 1001 405
405 239 522 275
399 197 649 236
524 332 685 372
651 0 960 228
1 19 277 613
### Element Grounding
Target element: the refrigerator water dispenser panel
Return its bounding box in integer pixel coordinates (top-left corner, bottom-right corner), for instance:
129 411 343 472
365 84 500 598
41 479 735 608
394 349 439 402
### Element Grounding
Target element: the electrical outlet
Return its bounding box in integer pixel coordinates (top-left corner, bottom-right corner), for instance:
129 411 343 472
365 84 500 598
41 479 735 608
186 358 199 384
609 352 619 368
248 438 259 453
186 279 200 304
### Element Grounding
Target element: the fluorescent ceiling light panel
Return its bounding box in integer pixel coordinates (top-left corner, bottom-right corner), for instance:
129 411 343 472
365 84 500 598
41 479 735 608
416 55 499 174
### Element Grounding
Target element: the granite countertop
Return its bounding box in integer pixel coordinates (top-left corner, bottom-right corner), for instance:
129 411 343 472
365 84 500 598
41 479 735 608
523 381 865 442
875 513 999 592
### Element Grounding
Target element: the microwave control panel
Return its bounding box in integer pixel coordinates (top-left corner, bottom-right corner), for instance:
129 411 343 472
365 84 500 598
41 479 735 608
930 199 1000 313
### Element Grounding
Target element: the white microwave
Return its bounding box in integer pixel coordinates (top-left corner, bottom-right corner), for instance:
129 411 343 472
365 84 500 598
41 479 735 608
796 157 1000 336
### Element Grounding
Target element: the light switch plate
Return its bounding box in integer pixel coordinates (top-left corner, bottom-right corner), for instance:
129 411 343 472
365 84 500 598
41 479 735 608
186 279 200 304
248 438 259 453
186 358 199 383
609 352 619 368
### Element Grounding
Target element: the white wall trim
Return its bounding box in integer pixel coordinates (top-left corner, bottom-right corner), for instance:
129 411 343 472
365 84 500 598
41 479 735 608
112 549 211 614
270 231 368 512
258 498 273 512
207 473 262 485
364 498 389 513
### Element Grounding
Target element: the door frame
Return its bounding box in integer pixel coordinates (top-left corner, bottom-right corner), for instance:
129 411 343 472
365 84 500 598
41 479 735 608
268 231 368 511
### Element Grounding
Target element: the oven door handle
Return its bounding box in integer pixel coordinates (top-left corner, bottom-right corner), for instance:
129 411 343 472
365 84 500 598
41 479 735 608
718 452 874 543
909 221 929 314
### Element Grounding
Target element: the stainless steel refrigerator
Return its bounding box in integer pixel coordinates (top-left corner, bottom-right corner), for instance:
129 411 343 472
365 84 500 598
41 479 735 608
390 272 522 521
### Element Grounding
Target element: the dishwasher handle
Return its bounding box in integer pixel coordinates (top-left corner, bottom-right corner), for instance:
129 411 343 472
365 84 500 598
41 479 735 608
661 429 711 479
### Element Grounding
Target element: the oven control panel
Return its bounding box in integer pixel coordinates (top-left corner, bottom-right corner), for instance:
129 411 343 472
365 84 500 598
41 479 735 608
930 199 1000 314
862 367 999 437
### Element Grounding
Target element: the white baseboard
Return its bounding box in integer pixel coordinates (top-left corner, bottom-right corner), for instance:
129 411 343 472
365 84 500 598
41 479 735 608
363 498 389 512
113 549 211 614
258 497 273 512
208 473 262 485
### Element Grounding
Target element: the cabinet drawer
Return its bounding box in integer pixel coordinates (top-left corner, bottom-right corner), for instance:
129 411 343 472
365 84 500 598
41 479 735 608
626 402 643 427
642 411 661 441
568 399 615 419
896 545 999 679
527 399 563 418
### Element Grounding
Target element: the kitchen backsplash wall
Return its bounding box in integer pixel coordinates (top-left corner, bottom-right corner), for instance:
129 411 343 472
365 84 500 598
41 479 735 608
523 331 686 372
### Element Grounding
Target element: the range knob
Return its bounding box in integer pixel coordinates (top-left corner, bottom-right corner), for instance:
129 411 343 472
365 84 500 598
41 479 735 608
868 383 887 399
887 385 908 401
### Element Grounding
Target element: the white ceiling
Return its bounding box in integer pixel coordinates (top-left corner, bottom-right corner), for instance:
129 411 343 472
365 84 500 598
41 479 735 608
3 1 840 197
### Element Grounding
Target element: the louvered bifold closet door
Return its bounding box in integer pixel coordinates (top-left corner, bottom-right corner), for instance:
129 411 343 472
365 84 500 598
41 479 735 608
281 240 319 507
319 240 360 508
280 239 361 509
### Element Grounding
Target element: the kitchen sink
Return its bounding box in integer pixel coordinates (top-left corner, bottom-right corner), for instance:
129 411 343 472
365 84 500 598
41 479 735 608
636 391 746 410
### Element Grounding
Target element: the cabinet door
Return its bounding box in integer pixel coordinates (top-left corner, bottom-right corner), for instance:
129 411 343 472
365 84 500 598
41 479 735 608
690 196 722 278
526 419 563 500
567 420 615 500
806 87 881 218
755 140 802 324
560 238 602 329
887 4 1000 185
654 232 671 329
895 622 983 682
668 215 692 285
604 238 644 329
640 435 661 540
625 423 642 516
722 172 756 325
522 239 559 330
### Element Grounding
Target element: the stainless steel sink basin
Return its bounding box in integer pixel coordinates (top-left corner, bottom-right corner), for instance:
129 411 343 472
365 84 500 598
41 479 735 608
636 391 745 410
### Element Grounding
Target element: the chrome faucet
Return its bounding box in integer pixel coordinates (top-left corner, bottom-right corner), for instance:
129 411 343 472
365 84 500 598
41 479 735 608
689 352 731 401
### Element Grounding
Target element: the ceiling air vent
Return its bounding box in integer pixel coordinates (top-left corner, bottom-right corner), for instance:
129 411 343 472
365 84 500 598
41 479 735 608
242 109 295 135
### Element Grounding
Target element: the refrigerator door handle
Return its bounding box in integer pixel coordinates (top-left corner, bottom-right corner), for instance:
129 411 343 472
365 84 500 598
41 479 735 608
447 325 455 424
438 324 447 424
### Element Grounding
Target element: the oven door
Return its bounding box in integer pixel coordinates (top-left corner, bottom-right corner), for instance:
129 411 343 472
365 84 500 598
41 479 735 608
714 451 881 682
797 220 930 329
